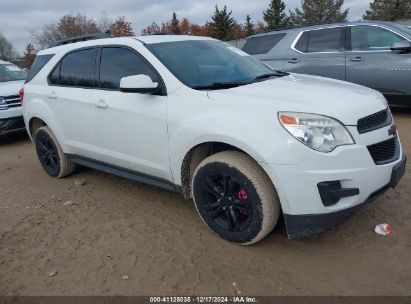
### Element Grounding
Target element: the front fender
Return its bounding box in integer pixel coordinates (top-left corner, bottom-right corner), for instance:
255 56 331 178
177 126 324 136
168 106 307 186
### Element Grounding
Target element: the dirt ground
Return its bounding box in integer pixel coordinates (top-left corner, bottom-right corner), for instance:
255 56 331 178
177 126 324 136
0 109 410 296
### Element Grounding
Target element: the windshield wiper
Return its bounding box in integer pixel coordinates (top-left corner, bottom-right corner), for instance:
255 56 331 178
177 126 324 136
192 70 289 90
192 81 250 90
254 70 289 81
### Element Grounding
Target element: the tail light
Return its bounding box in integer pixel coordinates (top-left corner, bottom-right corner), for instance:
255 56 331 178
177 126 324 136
19 87 24 104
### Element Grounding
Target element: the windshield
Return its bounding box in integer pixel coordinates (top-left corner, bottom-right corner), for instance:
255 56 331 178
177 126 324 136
147 40 277 89
0 64 26 82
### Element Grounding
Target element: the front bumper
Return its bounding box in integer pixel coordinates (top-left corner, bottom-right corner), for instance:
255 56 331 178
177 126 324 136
260 139 406 239
284 154 406 238
0 115 25 135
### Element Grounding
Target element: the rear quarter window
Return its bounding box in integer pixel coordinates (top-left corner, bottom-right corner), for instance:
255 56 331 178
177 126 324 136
26 54 54 83
242 33 287 55
294 28 343 53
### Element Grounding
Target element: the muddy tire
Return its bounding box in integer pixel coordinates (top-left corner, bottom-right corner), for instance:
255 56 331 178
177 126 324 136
192 151 280 245
34 126 76 178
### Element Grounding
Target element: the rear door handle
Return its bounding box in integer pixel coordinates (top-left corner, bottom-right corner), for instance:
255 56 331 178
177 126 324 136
288 58 300 64
95 99 108 109
349 57 364 62
48 91 57 100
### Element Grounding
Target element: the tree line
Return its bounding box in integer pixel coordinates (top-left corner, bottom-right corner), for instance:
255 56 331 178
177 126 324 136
0 0 410 68
1 14 135 67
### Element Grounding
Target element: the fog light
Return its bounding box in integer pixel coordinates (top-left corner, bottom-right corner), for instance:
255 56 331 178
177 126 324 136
317 181 360 206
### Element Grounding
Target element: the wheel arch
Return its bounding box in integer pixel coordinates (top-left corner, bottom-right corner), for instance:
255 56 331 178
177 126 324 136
178 139 276 200
29 116 48 139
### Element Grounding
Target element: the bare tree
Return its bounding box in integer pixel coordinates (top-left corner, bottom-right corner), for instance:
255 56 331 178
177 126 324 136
98 12 113 33
0 32 18 61
32 13 102 49
141 22 162 35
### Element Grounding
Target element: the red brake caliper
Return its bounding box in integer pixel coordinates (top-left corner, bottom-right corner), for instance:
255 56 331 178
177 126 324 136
238 189 248 200
237 189 250 214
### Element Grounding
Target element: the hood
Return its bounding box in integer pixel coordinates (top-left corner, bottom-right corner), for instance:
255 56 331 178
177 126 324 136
0 80 25 97
207 74 387 125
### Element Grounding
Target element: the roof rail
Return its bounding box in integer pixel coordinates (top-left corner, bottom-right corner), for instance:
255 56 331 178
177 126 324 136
258 21 349 35
52 33 112 47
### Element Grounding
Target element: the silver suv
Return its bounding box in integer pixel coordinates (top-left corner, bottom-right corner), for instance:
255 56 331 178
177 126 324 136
243 22 411 107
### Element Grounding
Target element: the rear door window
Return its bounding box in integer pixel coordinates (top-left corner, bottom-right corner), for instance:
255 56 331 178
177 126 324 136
26 54 54 83
295 27 343 53
59 48 97 88
242 33 287 55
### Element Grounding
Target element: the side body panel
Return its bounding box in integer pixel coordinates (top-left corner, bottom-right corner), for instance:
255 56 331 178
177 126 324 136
345 25 411 106
283 27 347 80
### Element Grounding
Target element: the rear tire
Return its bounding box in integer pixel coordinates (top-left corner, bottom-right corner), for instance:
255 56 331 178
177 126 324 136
34 126 76 178
192 151 280 245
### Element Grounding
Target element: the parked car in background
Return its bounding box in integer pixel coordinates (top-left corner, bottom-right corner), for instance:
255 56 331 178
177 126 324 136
22 35 405 244
0 60 26 136
243 22 411 107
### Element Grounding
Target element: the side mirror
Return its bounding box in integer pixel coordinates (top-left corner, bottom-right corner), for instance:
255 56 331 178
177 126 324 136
391 41 411 53
120 75 162 94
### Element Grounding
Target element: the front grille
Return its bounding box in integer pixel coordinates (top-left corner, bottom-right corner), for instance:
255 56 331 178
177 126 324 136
367 137 400 165
357 109 391 134
0 94 21 110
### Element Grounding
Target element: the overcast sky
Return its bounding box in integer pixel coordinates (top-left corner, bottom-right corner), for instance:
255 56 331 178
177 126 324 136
0 0 371 54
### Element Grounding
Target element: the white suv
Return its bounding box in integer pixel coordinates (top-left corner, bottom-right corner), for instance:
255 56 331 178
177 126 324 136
22 35 406 244
0 60 26 136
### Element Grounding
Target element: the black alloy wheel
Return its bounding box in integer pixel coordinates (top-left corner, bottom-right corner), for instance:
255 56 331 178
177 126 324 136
35 129 61 177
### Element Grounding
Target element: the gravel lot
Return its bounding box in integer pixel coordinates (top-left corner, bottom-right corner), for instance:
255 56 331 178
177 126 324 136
0 109 410 296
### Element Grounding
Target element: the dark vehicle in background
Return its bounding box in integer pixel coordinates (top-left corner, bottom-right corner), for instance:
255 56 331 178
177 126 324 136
243 22 411 107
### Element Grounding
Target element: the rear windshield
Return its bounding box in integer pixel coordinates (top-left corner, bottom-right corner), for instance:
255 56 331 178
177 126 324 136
0 64 26 82
242 33 287 55
26 54 54 83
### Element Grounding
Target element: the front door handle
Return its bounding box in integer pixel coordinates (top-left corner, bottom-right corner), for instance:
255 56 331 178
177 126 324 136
48 91 57 100
349 57 365 62
95 99 108 109
288 58 300 64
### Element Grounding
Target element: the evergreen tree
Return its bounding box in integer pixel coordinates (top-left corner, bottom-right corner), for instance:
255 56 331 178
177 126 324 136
363 0 411 21
170 12 182 34
210 5 236 41
263 0 288 29
289 0 349 26
245 15 255 36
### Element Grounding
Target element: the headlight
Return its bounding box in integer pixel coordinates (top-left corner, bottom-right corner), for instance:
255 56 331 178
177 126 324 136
278 112 354 152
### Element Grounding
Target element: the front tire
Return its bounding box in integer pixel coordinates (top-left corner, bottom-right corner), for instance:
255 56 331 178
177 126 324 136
192 151 280 245
34 126 76 178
